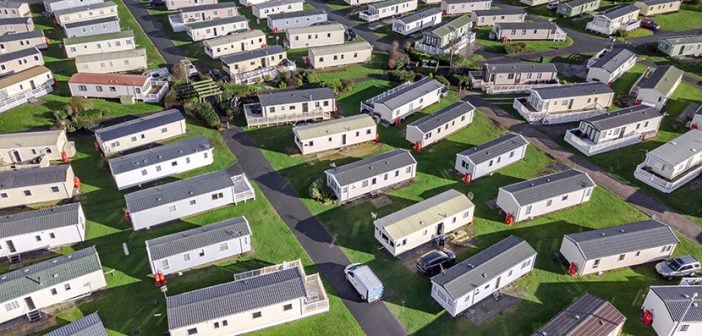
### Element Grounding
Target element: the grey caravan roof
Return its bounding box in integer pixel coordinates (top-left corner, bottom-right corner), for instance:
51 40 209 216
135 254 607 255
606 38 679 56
0 165 70 190
326 149 416 186
124 170 235 213
258 87 334 107
221 45 285 65
53 1 116 16
583 105 661 132
268 9 325 20
374 77 444 110
408 101 475 133
647 129 702 166
167 267 306 329
0 203 82 238
44 312 108 336
108 135 212 175
496 21 559 30
649 285 702 322
661 35 702 45
639 0 679 5
484 62 557 75
0 247 101 302
0 30 44 43
0 46 39 63
147 216 251 260
500 169 595 206
431 235 536 299
589 47 636 73
180 2 238 13
636 65 684 93
459 133 528 165
598 5 639 19
473 8 525 16
563 220 679 260
445 0 489 3
397 7 442 25
63 15 119 29
256 0 301 9
531 293 626 336
186 16 247 30
562 0 601 7
533 82 613 100
94 109 184 142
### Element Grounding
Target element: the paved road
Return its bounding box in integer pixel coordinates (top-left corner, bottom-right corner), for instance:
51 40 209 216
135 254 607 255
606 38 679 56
465 95 702 244
122 0 187 66
222 128 407 336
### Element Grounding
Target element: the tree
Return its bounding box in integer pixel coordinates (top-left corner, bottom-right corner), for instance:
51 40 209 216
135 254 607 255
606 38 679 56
184 100 219 128
309 177 334 203
64 97 92 115
172 62 188 81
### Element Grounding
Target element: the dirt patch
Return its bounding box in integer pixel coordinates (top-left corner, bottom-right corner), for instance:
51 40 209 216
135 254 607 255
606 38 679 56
462 285 530 325
369 195 392 209
315 142 382 161
484 199 498 210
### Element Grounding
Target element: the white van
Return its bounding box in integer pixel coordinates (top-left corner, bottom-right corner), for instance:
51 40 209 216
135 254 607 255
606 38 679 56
344 263 384 303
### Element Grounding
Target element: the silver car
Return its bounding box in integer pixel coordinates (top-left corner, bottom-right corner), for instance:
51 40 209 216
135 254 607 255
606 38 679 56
655 256 701 280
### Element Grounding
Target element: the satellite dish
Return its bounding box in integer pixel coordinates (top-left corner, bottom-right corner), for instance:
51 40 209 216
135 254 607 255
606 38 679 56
467 192 474 200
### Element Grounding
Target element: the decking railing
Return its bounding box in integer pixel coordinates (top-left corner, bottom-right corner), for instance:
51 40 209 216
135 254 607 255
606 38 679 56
233 259 303 282
232 173 256 204
0 81 53 113
564 129 643 156
635 163 702 193
244 105 332 127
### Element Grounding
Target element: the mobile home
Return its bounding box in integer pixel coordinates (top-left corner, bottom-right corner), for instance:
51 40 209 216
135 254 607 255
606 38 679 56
585 5 641 35
533 293 626 336
43 0 104 13
0 65 54 113
94 109 186 156
0 17 34 34
293 114 377 155
414 14 474 55
455 133 529 180
252 0 304 19
392 7 442 36
0 47 44 77
220 45 296 84
267 9 327 32
244 87 336 127
657 35 702 57
165 0 217 10
0 165 76 209
631 65 684 111
53 1 118 27
641 285 702 336
203 30 267 59
75 48 148 74
469 63 559 94
557 0 601 18
0 1 31 18
361 77 447 124
634 0 681 16
513 82 614 124
45 313 108 336
586 47 637 84
307 41 373 69
471 8 526 27
360 0 418 23
285 23 345 49
441 0 492 15
0 31 48 54
0 129 75 166
634 129 702 193
63 30 136 58
68 72 169 103
185 16 249 42
63 16 121 38
405 101 475 149
491 22 567 41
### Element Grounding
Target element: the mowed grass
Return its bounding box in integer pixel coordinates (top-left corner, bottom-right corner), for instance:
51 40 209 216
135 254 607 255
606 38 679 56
114 0 166 68
474 28 574 54
653 4 702 32
611 62 647 98
246 84 702 335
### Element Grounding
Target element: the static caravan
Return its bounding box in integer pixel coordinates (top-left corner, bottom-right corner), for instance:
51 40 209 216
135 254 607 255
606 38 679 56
392 7 442 36
221 45 295 84
586 47 637 84
361 77 447 125
68 72 169 103
585 5 641 35
0 17 34 34
267 9 327 32
252 0 304 19
178 3 239 23
63 30 136 58
94 109 187 156
359 0 418 23
690 103 702 129
344 0 382 4
285 23 345 49
374 189 474 257
75 48 148 74
521 0 549 6
186 17 249 42
491 22 567 41
0 1 31 18
431 236 537 316
455 133 529 181
167 260 329 336
441 0 492 15
564 105 663 156
43 0 104 13
641 285 702 336
244 87 336 127
496 169 596 223
560 220 679 276
203 30 267 59
307 41 373 69
634 0 681 16
0 65 54 113
513 82 614 124
45 313 107 336
533 293 626 336
0 247 107 324
632 65 684 111
469 63 559 94
165 0 217 10
146 216 252 275
0 47 43 77
239 0 276 5
0 203 85 259
63 16 121 38
0 31 48 54
405 101 475 150
108 135 214 190
53 1 118 27
557 0 601 18
471 9 526 27
125 170 255 230
325 149 417 202
293 114 377 155
634 130 702 193
657 35 702 57
0 165 76 210
0 129 75 166
414 14 474 55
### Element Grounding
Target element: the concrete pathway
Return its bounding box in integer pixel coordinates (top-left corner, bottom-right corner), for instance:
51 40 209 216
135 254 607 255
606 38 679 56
222 127 407 336
465 95 702 243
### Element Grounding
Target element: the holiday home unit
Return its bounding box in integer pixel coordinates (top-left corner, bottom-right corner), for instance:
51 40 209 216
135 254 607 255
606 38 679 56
0 65 54 113
307 41 373 69
63 30 136 58
94 109 186 156
405 101 475 150
361 77 447 125
0 31 48 54
0 129 75 166
455 133 529 181
293 114 377 155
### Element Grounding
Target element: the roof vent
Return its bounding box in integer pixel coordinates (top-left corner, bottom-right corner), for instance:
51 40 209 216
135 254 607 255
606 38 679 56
598 320 604 325
575 314 581 320
52 273 58 278
67 255 72 259
619 229 625 233
467 263 475 269
157 197 162 201
481 273 487 278
600 233 606 237
24 269 29 273
52 260 58 263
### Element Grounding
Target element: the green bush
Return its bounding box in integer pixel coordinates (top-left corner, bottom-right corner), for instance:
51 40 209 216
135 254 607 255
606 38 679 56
504 42 529 55
184 101 219 128
387 70 415 83
434 75 450 87
616 29 629 38
309 177 334 203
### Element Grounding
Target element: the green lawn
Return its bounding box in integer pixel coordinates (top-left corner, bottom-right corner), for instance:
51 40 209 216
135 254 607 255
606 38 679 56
474 28 574 54
246 81 702 335
336 79 395 115
315 53 389 81
653 4 702 32
114 0 166 68
611 62 647 98
327 0 352 11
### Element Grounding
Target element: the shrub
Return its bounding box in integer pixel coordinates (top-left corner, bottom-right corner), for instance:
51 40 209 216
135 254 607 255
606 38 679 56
504 42 529 55
184 101 219 128
435 75 450 87
387 70 415 83
388 41 410 69
279 81 287 89
305 70 320 83
309 177 334 203
616 29 629 38
172 62 189 81
164 86 180 109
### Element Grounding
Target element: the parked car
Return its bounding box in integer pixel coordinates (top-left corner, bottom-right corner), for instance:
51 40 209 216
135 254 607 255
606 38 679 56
655 256 701 280
142 67 169 81
416 249 456 276
208 69 229 83
345 28 357 41
149 0 166 9
641 18 660 31
344 263 384 303
546 1 559 10
179 59 198 78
